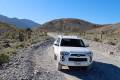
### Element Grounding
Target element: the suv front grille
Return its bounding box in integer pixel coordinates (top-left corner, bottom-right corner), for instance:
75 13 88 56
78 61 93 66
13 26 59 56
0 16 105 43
71 54 85 57
69 58 87 62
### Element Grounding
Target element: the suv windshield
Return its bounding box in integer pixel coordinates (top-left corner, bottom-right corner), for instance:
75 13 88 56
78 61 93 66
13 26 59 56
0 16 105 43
61 38 85 47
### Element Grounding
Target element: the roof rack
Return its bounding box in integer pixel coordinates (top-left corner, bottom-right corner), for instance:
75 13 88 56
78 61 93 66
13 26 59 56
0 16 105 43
58 35 80 39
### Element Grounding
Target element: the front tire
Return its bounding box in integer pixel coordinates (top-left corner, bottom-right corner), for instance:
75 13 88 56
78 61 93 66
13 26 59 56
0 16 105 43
69 66 74 70
57 63 62 71
54 54 57 60
82 65 91 71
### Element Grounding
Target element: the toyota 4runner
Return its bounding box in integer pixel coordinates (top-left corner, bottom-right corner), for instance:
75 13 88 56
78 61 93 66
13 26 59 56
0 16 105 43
53 35 93 70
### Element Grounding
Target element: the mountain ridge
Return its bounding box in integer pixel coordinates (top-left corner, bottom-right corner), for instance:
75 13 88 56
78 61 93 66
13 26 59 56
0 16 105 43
1 14 120 33
40 18 101 32
0 14 40 28
39 18 120 33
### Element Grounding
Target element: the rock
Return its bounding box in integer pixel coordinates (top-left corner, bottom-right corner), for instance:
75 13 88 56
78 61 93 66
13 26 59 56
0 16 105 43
0 38 64 80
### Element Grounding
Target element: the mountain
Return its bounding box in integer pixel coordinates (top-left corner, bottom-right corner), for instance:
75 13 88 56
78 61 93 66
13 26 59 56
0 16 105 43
0 21 20 40
40 18 100 32
40 18 120 33
0 15 40 28
0 22 18 33
87 23 120 33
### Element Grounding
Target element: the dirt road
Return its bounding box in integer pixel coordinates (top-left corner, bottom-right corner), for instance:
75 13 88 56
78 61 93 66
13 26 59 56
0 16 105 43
46 33 120 80
0 34 120 80
34 43 120 80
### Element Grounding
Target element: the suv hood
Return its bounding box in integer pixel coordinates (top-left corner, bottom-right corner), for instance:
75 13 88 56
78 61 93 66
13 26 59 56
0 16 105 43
59 47 91 53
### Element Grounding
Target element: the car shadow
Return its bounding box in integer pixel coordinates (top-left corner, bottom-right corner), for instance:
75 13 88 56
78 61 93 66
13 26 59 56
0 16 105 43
61 61 120 80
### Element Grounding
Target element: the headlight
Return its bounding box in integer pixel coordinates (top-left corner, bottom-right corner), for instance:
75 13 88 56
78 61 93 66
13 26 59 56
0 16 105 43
60 51 70 61
86 52 93 56
60 51 70 56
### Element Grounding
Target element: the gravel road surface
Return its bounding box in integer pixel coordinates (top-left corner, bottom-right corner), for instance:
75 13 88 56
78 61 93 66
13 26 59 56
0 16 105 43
48 33 120 80
0 33 120 80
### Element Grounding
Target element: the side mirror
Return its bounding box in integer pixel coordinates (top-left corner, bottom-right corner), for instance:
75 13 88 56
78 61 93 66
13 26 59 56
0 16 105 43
54 43 59 46
85 43 89 47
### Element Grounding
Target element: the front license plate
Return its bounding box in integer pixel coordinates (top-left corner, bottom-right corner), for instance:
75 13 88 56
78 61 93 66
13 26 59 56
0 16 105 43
75 62 81 65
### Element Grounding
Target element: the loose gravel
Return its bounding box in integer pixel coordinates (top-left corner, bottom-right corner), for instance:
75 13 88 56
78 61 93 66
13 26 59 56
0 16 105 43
1 34 120 80
84 39 120 57
0 38 65 80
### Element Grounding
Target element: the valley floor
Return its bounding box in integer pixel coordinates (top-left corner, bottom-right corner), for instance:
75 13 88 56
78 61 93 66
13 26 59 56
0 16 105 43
0 34 120 80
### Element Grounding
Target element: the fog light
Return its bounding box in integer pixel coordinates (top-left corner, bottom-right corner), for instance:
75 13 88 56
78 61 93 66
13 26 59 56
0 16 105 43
90 56 92 62
60 55 65 61
60 51 70 56
60 51 70 61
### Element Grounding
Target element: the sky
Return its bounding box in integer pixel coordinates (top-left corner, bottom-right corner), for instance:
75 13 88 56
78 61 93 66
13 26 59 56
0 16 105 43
0 0 120 24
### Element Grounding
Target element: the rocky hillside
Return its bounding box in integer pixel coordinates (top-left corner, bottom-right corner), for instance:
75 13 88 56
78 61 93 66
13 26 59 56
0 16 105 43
0 22 18 33
40 18 120 33
87 23 120 33
0 15 40 28
40 18 100 32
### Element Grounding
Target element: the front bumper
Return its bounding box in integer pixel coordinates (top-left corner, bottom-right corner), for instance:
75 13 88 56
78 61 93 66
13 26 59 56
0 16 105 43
59 55 93 66
60 60 92 66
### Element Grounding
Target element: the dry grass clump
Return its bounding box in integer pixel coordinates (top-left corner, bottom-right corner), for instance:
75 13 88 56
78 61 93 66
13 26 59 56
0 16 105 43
0 53 9 65
0 48 16 65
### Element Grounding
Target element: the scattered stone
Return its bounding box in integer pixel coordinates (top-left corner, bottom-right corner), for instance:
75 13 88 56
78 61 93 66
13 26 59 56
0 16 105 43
0 38 64 80
109 52 114 55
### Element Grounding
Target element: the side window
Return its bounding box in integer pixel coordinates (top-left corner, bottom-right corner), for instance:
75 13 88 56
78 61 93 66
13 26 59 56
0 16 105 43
80 39 85 47
56 38 60 46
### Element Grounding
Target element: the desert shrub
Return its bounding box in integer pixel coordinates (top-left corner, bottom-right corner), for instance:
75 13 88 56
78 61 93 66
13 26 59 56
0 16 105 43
3 41 10 48
13 42 25 49
44 32 47 36
41 32 47 36
2 48 16 55
107 41 116 45
93 38 101 42
0 45 18 65
0 53 9 65
116 44 120 51
18 32 25 42
30 38 42 44
63 33 69 35
16 44 24 48
25 28 32 39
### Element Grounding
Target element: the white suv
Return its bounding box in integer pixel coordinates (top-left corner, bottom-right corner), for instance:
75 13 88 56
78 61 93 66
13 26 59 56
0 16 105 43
53 35 93 70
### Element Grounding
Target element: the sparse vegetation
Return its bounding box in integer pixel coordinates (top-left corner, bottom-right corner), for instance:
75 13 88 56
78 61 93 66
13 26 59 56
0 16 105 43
0 48 16 64
107 41 116 45
1 48 16 55
62 32 120 46
0 53 9 65
0 22 49 65
93 38 101 42
12 42 25 49
77 32 120 45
